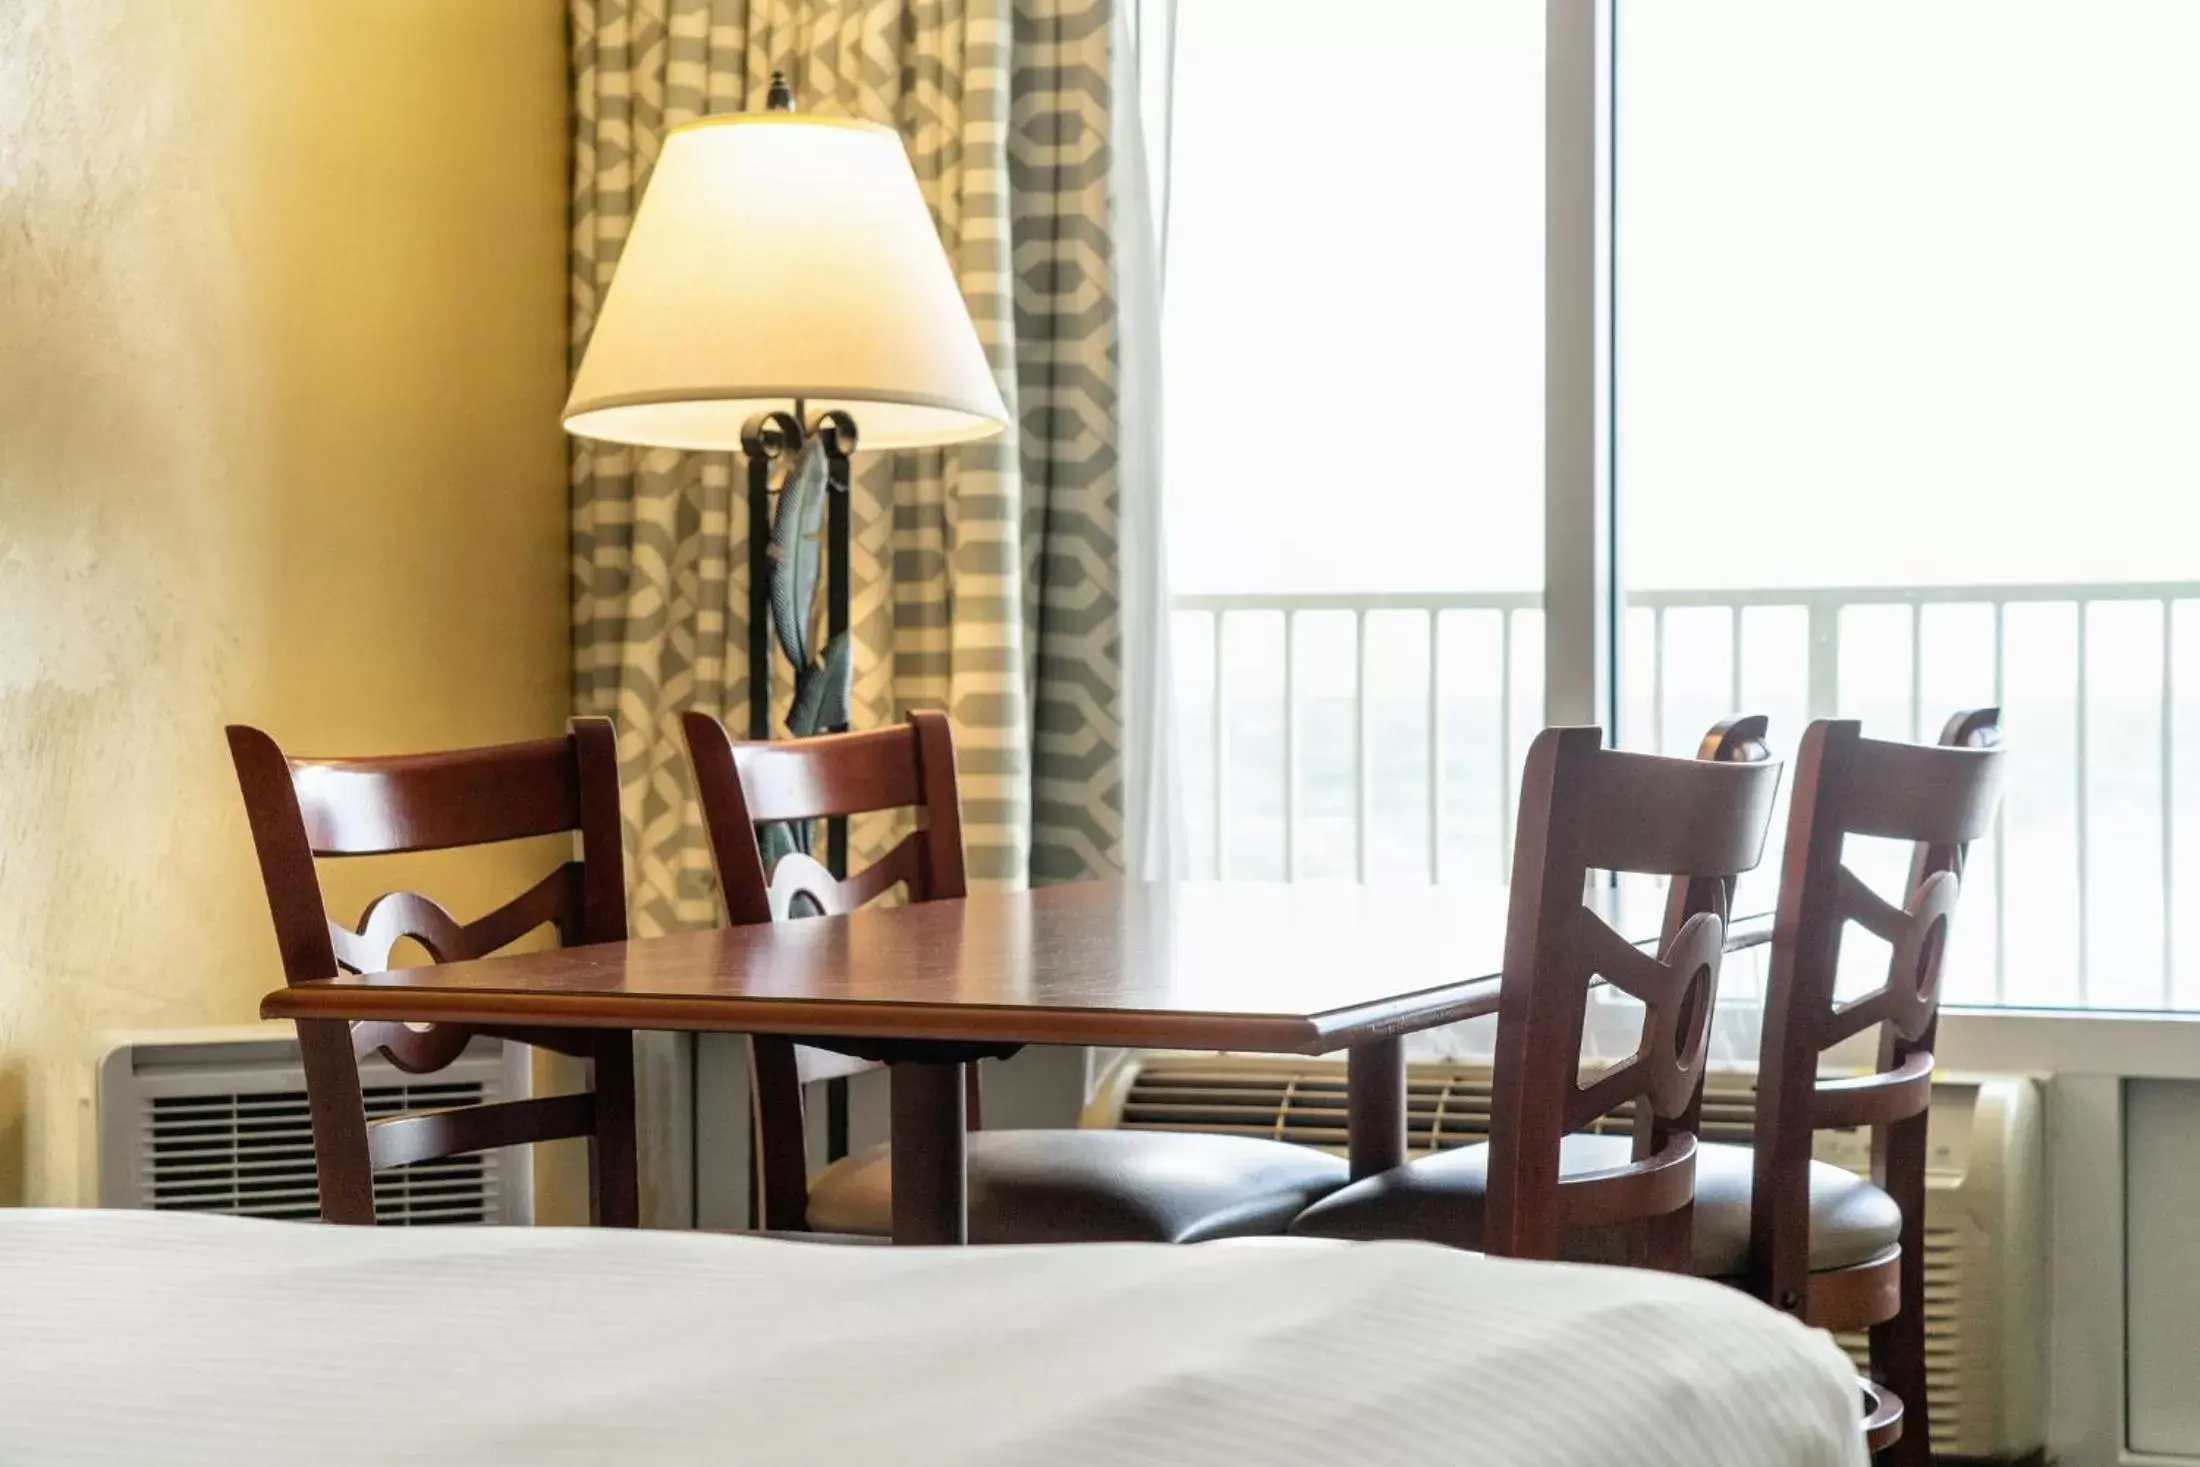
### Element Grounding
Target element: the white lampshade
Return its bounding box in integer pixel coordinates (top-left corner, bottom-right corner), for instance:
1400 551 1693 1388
563 113 1009 452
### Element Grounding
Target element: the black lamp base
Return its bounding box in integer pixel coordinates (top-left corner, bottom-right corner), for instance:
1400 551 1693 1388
740 404 857 1166
741 403 855 878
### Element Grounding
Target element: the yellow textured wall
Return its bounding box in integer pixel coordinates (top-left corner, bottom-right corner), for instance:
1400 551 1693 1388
0 0 572 1205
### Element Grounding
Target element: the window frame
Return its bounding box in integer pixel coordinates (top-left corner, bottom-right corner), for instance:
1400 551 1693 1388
1542 0 1618 734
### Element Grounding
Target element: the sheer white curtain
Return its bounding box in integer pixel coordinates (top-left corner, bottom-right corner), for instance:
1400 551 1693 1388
1116 0 1185 881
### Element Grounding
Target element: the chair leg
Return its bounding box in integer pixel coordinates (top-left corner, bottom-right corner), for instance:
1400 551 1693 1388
1870 1109 1931 1465
1859 1379 1904 1459
587 1031 641 1228
1868 1273 1929 1464
1641 1202 1695 1273
749 1036 812 1232
298 1019 376 1225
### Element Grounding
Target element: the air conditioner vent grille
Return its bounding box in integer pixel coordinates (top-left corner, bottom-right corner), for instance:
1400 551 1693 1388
141 1081 502 1225
1118 1063 1760 1154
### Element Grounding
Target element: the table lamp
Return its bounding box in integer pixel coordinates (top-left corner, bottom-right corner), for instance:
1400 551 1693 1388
564 73 1009 771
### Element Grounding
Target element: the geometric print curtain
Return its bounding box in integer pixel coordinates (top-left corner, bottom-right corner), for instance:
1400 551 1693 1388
569 0 1124 936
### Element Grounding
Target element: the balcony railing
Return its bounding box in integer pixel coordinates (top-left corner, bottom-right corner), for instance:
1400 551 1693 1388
1171 581 2200 1013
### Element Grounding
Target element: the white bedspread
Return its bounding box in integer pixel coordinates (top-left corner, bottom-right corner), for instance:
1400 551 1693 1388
0 1209 1865 1466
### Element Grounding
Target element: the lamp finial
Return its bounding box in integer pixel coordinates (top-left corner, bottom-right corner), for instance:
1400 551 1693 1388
765 71 795 112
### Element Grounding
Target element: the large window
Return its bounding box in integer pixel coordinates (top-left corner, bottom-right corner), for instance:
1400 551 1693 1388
1616 1 2200 1011
1165 2 2200 1015
1166 0 1545 885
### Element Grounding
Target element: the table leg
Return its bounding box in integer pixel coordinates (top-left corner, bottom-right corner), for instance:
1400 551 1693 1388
1347 1036 1406 1181
890 1060 968 1245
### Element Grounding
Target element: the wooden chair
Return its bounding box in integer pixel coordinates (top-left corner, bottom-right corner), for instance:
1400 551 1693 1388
228 720 640 1227
681 708 1351 1243
1292 721 1783 1269
1709 710 2005 1460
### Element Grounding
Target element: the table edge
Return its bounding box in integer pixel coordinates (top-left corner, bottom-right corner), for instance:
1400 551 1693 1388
256 903 1765 1053
260 977 1506 1055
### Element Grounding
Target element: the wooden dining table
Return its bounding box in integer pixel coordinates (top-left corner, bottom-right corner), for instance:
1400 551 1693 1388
263 879 1767 1245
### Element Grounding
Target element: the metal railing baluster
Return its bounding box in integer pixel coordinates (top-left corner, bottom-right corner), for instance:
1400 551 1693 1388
1728 605 1743 719
2164 598 2177 1007
2075 602 2091 1005
1282 610 1297 883
1498 610 1515 878
1907 600 1924 743
1807 601 1840 723
1427 610 1443 885
1355 610 1370 885
1211 610 1228 881
1992 599 2008 1004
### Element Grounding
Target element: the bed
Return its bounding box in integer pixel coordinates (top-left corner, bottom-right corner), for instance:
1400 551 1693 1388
0 1209 1867 1465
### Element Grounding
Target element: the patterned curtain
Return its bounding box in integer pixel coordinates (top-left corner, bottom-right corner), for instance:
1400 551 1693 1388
570 0 1123 935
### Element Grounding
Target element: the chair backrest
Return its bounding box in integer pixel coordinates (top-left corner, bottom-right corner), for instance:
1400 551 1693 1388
1483 723 1784 1265
1650 714 1775 1152
683 709 967 924
681 709 967 1229
226 718 632 1222
1747 710 2005 1311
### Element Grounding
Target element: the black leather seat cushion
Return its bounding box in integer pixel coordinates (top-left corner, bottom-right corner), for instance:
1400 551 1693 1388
805 1129 1349 1244
1289 1135 1901 1277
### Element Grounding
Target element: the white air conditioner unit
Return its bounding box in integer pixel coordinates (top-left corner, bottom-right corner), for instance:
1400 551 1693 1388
94 1024 531 1225
1084 1053 2045 1464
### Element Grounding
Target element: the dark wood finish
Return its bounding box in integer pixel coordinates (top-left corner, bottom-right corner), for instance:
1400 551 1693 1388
1808 1249 1906 1327
1648 715 1775 1160
745 1028 811 1233
1483 724 1782 1269
368 1093 600 1171
685 710 966 918
263 879 1562 1050
1661 715 1772 953
258 871 1767 1246
1810 1051 1935 1129
588 1021 640 1230
1859 1381 1905 1457
890 1062 969 1245
685 709 978 1234
228 720 640 1227
687 710 1471 1244
1346 1038 1406 1181
260 877 1756 1047
1744 710 2004 1466
293 1018 375 1224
